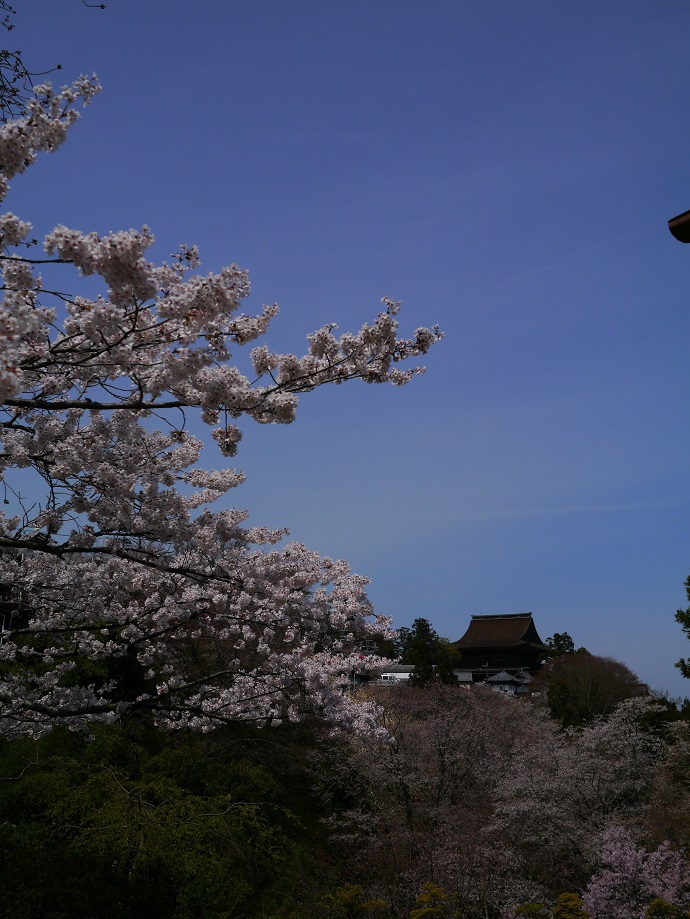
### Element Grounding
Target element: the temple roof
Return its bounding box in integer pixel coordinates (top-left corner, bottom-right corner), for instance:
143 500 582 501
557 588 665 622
486 670 531 684
454 613 547 651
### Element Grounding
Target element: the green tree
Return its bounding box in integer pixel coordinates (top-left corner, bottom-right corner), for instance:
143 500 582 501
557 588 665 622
531 653 647 728
410 883 459 919
395 618 460 686
543 632 589 659
553 893 590 919
0 719 325 918
646 898 690 919
318 884 387 918
675 574 690 678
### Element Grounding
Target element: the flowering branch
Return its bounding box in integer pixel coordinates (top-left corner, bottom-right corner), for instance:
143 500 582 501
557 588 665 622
0 77 439 737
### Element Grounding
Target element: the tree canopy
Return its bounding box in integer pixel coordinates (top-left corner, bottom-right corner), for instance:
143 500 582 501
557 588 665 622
543 632 589 659
394 617 460 685
0 66 441 736
531 652 647 728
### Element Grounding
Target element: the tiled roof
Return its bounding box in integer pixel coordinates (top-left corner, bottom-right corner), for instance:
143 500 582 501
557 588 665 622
486 670 531 684
454 613 546 650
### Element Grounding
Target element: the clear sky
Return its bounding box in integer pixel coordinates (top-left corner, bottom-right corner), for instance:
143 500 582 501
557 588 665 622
10 0 690 697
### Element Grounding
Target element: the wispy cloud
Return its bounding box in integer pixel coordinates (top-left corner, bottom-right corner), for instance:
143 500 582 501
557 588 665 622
453 498 690 521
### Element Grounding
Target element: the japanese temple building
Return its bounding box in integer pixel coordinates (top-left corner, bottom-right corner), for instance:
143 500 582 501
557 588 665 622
367 613 548 694
452 612 547 684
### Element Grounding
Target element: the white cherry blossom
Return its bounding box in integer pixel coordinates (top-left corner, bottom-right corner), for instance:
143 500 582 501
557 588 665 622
0 79 441 737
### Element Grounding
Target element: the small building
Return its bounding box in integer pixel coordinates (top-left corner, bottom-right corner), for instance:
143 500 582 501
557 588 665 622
485 669 532 695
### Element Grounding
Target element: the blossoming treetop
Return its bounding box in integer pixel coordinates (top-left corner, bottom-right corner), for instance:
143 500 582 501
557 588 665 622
0 77 442 737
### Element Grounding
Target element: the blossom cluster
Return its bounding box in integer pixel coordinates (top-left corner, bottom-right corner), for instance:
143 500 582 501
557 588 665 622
584 826 690 919
0 79 436 736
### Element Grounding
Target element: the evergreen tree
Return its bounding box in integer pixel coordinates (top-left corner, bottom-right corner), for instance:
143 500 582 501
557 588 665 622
544 632 589 659
395 618 460 686
675 575 690 678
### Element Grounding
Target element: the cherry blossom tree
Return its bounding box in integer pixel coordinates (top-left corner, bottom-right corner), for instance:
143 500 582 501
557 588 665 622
492 697 666 894
643 719 690 850
583 826 690 919
314 687 687 915
0 78 442 737
319 684 550 916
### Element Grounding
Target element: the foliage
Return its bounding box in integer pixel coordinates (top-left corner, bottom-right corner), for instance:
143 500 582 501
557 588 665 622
409 882 460 918
511 897 590 919
675 574 690 679
552 893 590 919
0 717 328 918
0 72 441 737
646 900 690 919
317 884 387 918
531 653 647 728
0 683 686 916
395 618 460 686
514 904 551 919
543 632 589 659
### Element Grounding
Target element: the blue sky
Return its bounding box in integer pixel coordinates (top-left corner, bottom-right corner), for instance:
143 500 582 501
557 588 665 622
10 0 690 696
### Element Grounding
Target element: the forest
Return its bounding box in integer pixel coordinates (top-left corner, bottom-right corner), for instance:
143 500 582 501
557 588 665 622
0 677 688 917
